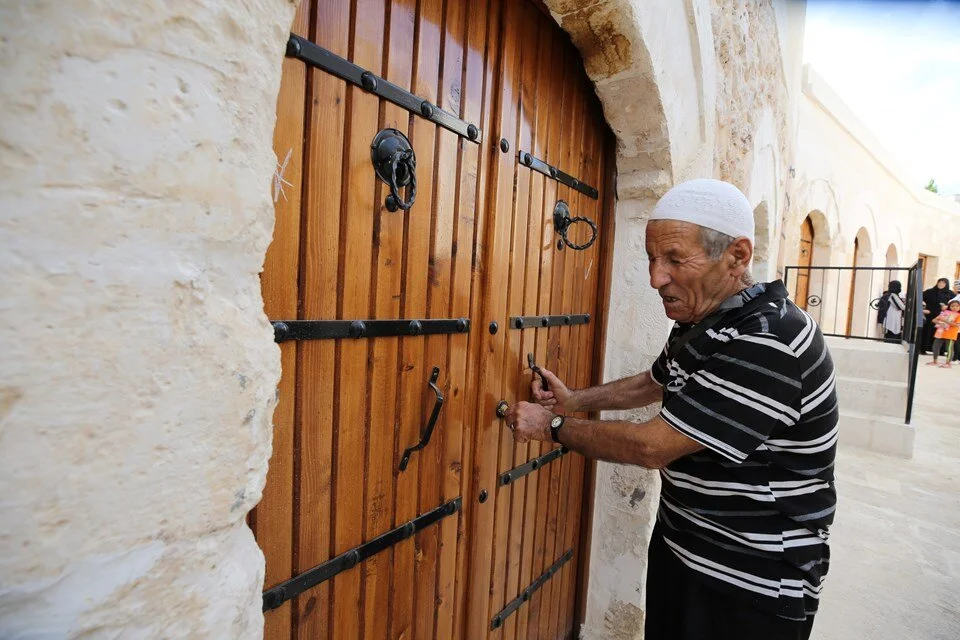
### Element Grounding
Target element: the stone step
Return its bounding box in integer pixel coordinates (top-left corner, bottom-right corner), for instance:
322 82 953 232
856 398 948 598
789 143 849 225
835 375 909 416
837 409 915 459
825 337 910 383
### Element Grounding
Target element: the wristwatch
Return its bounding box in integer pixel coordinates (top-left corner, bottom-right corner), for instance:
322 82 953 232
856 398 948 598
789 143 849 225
549 414 566 443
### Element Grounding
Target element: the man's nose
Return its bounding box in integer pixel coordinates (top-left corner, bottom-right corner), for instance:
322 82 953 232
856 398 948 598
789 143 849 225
649 260 671 289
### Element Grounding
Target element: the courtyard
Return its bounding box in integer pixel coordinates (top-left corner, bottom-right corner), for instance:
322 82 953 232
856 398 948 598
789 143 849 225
815 356 960 640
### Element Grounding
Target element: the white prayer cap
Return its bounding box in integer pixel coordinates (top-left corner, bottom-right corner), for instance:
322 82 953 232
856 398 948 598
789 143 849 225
650 178 755 244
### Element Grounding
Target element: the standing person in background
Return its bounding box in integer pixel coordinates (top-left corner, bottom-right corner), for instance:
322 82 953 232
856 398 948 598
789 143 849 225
926 299 960 368
878 280 906 342
921 278 954 353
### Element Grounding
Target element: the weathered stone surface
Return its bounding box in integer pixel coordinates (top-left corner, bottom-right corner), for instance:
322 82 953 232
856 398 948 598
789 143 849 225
0 0 294 636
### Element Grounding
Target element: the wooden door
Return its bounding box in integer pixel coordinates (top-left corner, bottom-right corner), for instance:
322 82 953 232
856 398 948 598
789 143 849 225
846 237 860 335
796 216 814 310
250 2 615 639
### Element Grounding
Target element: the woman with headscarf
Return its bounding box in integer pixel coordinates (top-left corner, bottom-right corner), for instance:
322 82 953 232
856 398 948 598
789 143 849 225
921 278 954 353
878 280 906 342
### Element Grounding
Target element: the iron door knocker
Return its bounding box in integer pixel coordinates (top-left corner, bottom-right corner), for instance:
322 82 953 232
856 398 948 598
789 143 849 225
371 128 417 211
553 200 597 251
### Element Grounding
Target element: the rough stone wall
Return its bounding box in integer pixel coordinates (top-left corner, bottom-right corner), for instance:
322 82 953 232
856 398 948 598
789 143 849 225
0 1 295 636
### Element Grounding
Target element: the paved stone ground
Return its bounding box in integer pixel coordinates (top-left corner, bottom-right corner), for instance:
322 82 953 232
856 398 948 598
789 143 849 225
813 355 960 640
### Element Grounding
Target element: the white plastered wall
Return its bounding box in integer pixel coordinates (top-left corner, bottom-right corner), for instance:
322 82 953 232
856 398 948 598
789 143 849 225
785 65 960 327
0 1 295 637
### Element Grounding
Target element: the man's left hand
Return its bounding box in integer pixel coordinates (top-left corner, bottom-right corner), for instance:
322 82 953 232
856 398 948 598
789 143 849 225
503 401 554 443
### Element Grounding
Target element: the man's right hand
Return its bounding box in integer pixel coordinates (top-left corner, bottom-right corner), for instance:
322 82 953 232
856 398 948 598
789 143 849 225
531 367 577 414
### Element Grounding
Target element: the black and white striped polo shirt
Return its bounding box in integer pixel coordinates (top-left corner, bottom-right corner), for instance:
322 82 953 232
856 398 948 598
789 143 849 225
650 280 838 621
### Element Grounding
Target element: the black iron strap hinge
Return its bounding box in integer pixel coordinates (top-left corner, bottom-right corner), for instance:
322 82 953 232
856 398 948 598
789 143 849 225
286 34 481 143
490 549 574 629
518 149 598 200
499 446 568 487
509 314 590 330
272 318 469 342
262 497 462 612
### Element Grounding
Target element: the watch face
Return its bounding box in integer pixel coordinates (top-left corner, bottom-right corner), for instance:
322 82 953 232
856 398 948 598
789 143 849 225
551 415 563 428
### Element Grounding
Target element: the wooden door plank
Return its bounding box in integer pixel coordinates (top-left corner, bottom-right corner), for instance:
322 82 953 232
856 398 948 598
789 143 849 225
486 0 530 634
389 1 433 636
292 2 351 638
536 42 582 639
257 4 311 639
556 87 600 640
566 112 610 636
405 1 447 637
524 27 567 639
329 2 386 638
500 4 542 639
433 0 471 637
512 17 555 639
529 43 574 637
451 1 498 636
361 1 416 638
463 0 523 635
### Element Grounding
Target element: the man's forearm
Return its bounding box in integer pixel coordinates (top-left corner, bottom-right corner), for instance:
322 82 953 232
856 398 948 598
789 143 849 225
569 371 662 413
555 415 702 469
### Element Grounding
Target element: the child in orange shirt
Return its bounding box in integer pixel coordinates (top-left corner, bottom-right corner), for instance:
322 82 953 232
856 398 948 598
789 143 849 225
928 299 960 368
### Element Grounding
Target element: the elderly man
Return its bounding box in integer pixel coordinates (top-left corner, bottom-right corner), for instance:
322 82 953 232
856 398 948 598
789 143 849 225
505 179 837 640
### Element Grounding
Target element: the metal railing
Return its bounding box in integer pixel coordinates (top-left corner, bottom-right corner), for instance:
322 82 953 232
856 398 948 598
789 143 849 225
783 262 923 424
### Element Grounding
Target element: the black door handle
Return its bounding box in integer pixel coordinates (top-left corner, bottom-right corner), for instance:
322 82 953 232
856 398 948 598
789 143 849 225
398 367 444 472
527 352 549 392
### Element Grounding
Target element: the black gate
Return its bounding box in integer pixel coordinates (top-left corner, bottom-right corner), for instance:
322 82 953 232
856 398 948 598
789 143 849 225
784 262 924 423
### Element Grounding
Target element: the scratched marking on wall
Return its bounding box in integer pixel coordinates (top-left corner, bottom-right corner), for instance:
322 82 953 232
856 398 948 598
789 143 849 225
585 259 594 282
273 148 293 203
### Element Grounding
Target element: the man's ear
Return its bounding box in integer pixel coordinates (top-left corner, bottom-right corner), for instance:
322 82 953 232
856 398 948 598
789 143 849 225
728 237 754 273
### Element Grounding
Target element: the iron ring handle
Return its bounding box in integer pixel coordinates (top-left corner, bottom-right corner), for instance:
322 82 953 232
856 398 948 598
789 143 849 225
560 215 598 251
388 149 417 211
398 366 443 471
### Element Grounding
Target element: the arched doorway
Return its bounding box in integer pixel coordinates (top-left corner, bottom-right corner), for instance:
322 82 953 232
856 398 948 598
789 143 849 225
796 215 814 310
885 243 899 283
253 2 616 639
846 227 874 337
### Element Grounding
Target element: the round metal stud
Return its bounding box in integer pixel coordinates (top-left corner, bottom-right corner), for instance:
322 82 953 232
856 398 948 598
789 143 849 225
489 321 499 335
420 101 435 118
285 38 301 57
467 124 479 140
522 152 533 166
360 71 378 92
272 322 289 343
348 320 366 338
457 318 468 332
514 317 524 329
478 489 488 504
499 138 510 153
408 320 423 336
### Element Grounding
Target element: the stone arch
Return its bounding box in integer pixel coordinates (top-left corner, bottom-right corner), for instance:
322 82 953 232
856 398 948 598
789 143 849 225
791 210 832 320
847 226 876 337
